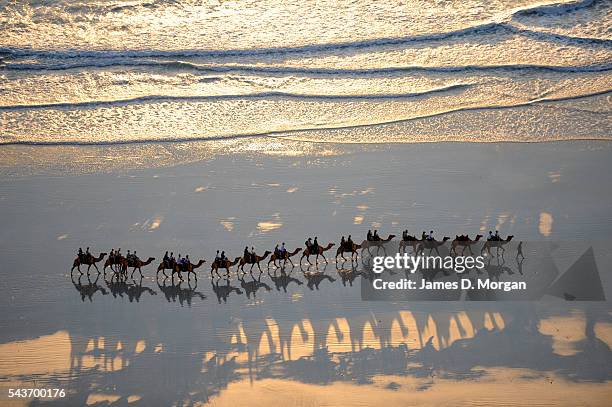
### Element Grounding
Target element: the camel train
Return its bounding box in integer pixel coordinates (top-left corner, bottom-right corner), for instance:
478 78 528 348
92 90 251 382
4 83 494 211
71 230 518 280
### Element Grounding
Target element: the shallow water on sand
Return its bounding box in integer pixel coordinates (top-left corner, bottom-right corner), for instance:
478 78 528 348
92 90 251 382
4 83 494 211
0 142 611 405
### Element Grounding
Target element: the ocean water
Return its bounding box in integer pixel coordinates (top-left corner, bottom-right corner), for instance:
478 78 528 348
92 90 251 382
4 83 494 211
0 0 611 150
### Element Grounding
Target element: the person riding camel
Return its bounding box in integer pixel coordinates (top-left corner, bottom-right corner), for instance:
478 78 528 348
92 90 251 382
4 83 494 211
367 230 372 241
402 230 408 241
347 235 353 247
280 242 286 256
487 231 494 241
221 251 227 261
494 230 500 241
244 246 250 263
78 248 84 261
373 230 380 241
274 244 280 258
313 237 319 252
306 238 313 250
163 251 169 267
85 247 91 261
250 247 256 261
421 231 427 240
340 236 346 250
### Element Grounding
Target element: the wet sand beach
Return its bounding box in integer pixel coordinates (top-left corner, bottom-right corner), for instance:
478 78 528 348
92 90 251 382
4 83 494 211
1 141 611 405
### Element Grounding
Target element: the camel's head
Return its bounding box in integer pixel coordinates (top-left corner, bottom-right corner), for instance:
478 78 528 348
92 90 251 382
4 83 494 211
476 234 483 239
388 234 396 239
263 250 271 256
507 235 514 241
442 237 451 242
147 257 155 261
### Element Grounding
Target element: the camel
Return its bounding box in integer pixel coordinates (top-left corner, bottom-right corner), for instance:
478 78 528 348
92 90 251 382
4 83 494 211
335 242 361 262
481 235 514 256
399 234 424 255
417 237 451 255
238 251 271 273
451 234 483 255
300 242 335 265
121 257 155 278
268 248 301 268
360 234 395 257
211 256 241 277
172 259 206 280
103 254 127 273
71 252 107 274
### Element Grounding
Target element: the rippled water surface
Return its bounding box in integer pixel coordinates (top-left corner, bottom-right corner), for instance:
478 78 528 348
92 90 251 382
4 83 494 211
1 0 611 152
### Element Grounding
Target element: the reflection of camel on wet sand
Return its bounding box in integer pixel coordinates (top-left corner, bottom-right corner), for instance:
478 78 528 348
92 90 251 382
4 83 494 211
336 242 361 262
451 235 482 255
360 234 395 256
267 269 303 292
337 267 360 286
211 257 241 277
211 278 243 303
268 248 301 268
304 271 336 290
239 274 272 299
71 252 107 274
484 257 514 282
71 273 108 301
417 237 450 255
300 243 335 265
481 235 514 256
157 278 205 306
106 277 157 302
239 251 271 273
